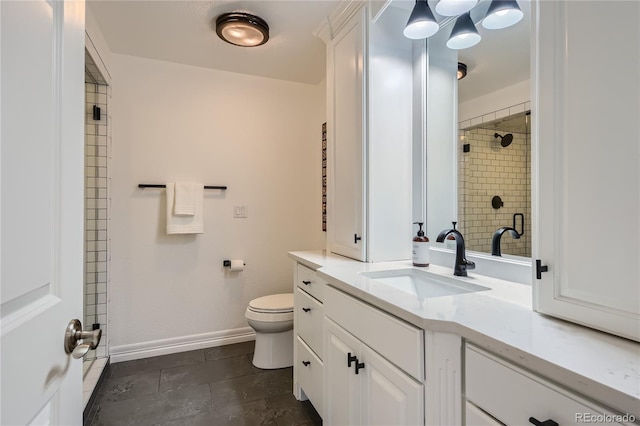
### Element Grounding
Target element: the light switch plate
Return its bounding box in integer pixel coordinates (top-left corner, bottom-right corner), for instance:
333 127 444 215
233 205 248 218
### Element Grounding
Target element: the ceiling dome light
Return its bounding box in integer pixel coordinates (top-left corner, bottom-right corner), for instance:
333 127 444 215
446 12 481 49
435 0 478 17
404 0 440 39
482 0 523 29
457 62 467 80
216 12 269 47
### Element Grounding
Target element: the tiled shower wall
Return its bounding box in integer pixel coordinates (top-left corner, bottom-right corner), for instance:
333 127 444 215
84 81 111 360
458 126 531 257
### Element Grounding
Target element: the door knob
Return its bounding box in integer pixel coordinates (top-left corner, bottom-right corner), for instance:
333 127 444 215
64 319 102 359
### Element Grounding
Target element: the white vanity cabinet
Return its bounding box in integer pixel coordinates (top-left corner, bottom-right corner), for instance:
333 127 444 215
293 263 326 416
464 344 632 426
533 1 640 342
324 3 414 262
323 285 425 425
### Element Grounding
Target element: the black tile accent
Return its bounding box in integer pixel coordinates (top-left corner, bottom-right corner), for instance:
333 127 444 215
95 369 160 404
204 341 254 362
209 367 293 407
109 349 205 379
90 383 213 426
85 342 321 426
159 354 256 392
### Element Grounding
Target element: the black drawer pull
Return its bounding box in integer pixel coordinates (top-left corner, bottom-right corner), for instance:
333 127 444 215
302 280 311 285
355 360 365 374
302 360 311 366
529 417 558 426
302 307 311 313
347 352 357 367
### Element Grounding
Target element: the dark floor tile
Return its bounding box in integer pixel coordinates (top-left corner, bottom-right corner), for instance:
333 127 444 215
204 341 255 362
95 369 160 404
267 393 322 426
160 355 256 392
209 367 293 407
110 350 205 378
157 399 278 426
91 383 212 426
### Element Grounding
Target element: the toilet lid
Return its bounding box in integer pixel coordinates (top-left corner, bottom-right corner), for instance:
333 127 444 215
248 293 294 313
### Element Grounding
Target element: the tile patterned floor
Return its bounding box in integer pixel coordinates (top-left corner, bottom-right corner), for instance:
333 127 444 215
85 341 322 426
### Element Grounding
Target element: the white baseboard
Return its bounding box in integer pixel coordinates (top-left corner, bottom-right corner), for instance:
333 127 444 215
109 327 256 363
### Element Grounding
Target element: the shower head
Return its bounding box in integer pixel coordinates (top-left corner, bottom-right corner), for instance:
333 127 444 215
494 133 513 147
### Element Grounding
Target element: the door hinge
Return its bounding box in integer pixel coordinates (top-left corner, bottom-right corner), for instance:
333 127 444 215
536 259 548 280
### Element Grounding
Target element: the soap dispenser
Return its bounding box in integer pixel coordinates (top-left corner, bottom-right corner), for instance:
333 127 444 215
412 222 430 267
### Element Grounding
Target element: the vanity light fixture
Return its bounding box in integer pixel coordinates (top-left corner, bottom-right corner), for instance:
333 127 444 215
446 12 481 49
457 62 468 80
482 0 523 29
216 12 269 47
435 0 478 17
404 0 440 39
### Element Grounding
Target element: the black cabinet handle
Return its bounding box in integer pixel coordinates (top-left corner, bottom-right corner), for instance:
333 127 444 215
536 259 549 280
347 352 357 367
355 360 365 375
302 360 311 366
302 280 311 285
529 417 558 426
302 307 311 313
354 234 361 244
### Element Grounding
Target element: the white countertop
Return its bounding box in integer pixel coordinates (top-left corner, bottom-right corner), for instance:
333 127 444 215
289 250 640 418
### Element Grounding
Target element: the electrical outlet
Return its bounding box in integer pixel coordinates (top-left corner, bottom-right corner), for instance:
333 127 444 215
233 205 248 218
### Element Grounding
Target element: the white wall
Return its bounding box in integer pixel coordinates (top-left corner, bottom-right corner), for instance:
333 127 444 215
458 79 530 123
110 54 326 357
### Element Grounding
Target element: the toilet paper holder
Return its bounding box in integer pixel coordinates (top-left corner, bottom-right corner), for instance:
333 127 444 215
223 260 246 268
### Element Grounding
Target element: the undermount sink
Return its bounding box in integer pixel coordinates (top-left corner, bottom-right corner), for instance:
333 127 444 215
361 268 490 299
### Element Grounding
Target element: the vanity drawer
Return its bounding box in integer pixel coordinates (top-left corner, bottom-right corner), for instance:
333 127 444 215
295 288 324 358
297 264 324 302
296 336 323 416
465 345 627 426
324 285 424 382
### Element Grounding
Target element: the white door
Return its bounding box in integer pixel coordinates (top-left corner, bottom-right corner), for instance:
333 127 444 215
324 318 361 426
328 7 366 261
1 1 86 424
360 344 423 426
533 0 640 341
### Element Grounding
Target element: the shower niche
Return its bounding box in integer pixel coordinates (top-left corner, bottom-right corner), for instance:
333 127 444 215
458 109 531 257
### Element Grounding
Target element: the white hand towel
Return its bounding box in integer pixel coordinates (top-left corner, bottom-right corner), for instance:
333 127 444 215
174 182 198 216
166 182 204 234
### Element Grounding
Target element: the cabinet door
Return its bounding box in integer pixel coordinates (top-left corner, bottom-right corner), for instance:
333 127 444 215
328 6 366 261
360 344 424 426
324 318 362 426
533 0 640 341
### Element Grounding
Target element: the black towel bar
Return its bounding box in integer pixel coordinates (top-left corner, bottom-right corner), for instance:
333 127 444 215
138 184 227 190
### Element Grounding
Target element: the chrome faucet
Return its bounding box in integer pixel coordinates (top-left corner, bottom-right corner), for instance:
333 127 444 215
436 222 475 277
491 227 521 256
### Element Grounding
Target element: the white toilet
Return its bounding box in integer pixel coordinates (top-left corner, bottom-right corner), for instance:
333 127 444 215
245 293 294 369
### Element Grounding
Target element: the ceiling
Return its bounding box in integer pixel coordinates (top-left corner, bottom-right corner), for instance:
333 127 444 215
87 0 342 85
88 0 530 94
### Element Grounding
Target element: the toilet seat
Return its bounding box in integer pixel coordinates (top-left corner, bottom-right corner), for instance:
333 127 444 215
248 293 293 314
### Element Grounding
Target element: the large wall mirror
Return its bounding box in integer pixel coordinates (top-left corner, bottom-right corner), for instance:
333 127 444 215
424 0 531 258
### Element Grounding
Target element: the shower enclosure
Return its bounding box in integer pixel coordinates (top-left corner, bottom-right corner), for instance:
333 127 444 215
458 111 531 257
83 49 111 405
